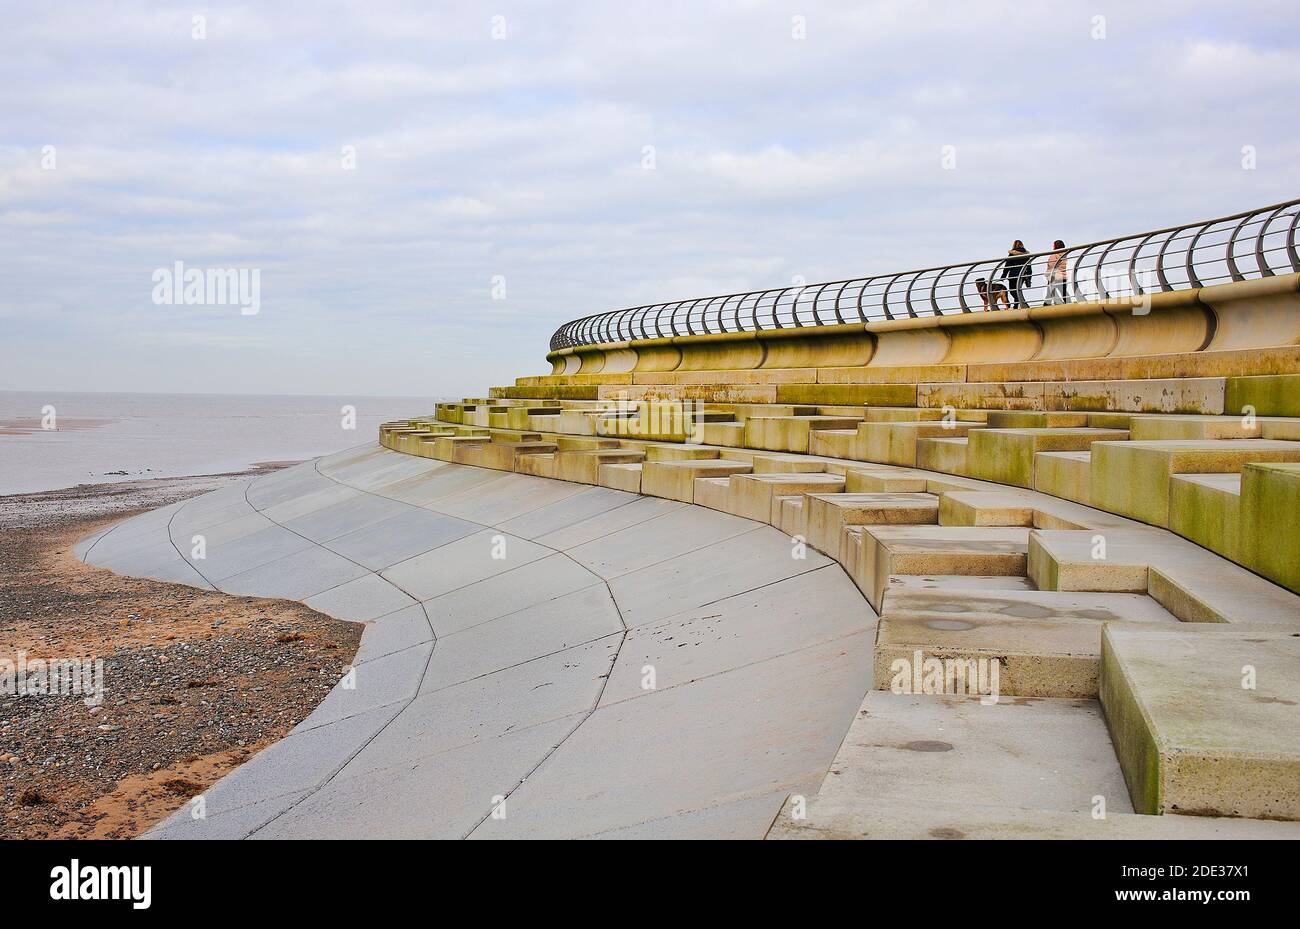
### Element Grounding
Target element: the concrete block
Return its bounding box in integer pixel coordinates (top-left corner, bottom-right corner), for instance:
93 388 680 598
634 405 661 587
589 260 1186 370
1101 624 1300 819
1129 414 1261 441
1090 438 1300 527
1033 451 1092 505
640 459 752 504
1169 473 1241 562
691 477 733 513
744 416 863 454
1238 462 1300 593
1046 378 1226 414
729 473 846 522
597 462 643 493
1027 530 1151 593
985 411 1089 429
968 428 1128 489
556 448 645 484
807 429 859 459
918 381 1044 411
875 589 1179 698
938 491 1035 527
858 421 980 467
1225 374 1300 417
776 496 806 538
804 493 939 561
844 469 929 493
701 421 746 447
853 526 1030 611
915 437 970 476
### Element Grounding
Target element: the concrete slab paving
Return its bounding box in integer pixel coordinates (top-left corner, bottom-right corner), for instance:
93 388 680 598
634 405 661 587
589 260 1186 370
600 565 872 703
252 715 584 840
343 637 620 778
470 632 874 839
323 505 479 570
421 552 605 637
609 526 833 627
380 528 551 601
351 604 435 666
565 504 757 578
216 544 371 601
278 491 409 543
495 486 639 539
297 640 433 731
302 573 417 622
421 585 624 691
532 496 686 550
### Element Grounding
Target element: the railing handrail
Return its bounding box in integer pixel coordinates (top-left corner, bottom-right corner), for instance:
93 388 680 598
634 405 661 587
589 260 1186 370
548 196 1300 352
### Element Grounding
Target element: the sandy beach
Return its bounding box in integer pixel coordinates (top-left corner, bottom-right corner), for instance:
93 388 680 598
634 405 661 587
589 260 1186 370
0 467 362 839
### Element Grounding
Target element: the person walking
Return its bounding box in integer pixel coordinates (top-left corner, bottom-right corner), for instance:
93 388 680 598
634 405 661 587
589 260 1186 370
1003 240 1032 308
1045 240 1069 304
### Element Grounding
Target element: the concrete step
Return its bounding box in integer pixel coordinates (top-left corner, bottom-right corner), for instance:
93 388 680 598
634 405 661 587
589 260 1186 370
985 411 1089 429
968 428 1129 489
857 420 980 467
848 526 1031 610
1029 527 1300 626
642 445 721 462
916 436 970 476
885 574 1036 593
775 495 807 538
1032 450 1092 505
1129 414 1262 441
745 416 864 454
805 493 939 561
1090 438 1300 527
938 491 1036 527
728 472 846 523
597 462 643 493
807 429 859 459
1101 624 1300 819
1239 462 1300 592
844 468 930 494
691 476 733 513
701 421 746 446
875 588 1180 698
1169 473 1241 560
1226 373 1300 416
771 691 1138 837
748 453 833 474
554 448 645 484
641 459 753 504
478 440 559 470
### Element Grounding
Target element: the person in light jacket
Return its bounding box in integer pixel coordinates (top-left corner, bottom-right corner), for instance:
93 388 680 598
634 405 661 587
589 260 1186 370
1045 240 1069 304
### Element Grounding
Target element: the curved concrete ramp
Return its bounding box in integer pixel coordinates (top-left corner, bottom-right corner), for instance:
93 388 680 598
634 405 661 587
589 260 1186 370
82 445 874 839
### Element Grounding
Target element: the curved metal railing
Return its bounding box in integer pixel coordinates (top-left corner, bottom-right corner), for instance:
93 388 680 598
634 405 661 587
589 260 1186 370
549 197 1300 352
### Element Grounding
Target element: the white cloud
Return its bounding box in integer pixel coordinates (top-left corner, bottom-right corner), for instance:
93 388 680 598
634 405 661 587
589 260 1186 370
0 0 1297 396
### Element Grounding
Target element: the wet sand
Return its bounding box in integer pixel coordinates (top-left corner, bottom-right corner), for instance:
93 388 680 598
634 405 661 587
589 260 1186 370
0 468 363 839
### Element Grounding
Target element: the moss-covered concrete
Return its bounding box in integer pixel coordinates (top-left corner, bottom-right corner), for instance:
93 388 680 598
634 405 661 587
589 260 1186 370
1239 462 1300 593
1168 474 1241 562
1225 374 1300 417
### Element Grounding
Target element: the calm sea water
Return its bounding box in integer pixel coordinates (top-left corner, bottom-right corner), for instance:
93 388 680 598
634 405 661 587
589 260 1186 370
0 391 438 495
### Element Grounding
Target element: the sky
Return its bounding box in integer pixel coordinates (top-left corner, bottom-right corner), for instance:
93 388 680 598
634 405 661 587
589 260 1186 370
2 0 1298 398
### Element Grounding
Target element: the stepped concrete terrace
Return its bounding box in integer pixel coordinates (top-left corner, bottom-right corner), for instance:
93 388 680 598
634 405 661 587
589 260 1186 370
82 200 1300 838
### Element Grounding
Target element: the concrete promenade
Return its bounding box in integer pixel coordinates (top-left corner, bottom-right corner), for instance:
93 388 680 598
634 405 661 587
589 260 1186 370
80 445 876 839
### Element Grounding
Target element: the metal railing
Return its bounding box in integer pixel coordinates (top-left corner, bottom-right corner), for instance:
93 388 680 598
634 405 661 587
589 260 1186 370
549 197 1300 352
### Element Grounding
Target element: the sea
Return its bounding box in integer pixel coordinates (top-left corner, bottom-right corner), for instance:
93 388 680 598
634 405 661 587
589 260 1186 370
0 391 439 496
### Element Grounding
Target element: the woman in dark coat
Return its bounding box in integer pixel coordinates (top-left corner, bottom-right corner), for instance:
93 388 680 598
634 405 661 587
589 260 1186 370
1002 240 1032 308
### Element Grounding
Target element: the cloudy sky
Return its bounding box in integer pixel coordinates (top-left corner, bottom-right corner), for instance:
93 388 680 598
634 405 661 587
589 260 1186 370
2 0 1297 397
